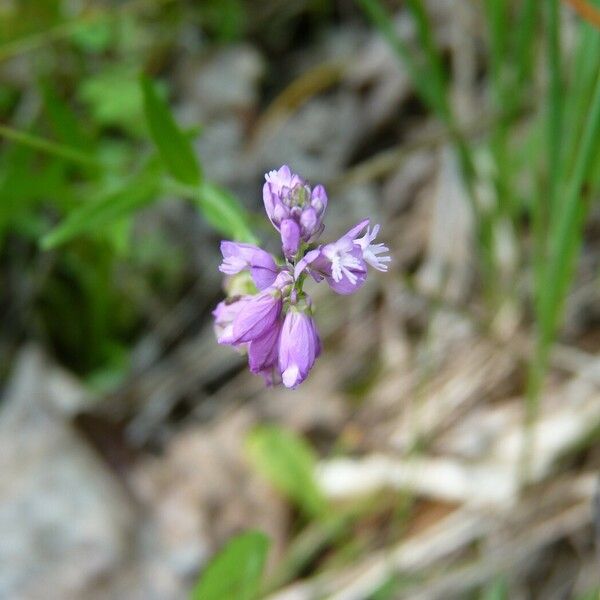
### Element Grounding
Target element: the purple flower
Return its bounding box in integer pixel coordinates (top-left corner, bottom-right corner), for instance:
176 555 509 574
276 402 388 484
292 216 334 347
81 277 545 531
231 288 283 344
219 241 279 290
280 219 301 258
354 224 391 272
320 236 368 295
263 165 328 254
296 221 369 295
248 318 281 374
213 166 390 388
212 296 249 345
295 219 391 295
278 307 321 388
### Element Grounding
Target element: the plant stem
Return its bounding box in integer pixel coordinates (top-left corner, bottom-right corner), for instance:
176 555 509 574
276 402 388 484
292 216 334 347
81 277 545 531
0 124 101 168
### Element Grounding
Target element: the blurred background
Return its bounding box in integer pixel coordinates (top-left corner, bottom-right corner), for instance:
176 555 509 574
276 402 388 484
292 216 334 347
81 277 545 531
1 0 600 598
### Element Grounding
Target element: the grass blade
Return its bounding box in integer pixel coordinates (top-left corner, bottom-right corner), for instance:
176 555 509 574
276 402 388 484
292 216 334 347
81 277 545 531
547 0 562 218
528 65 600 416
191 531 269 600
141 75 202 186
246 425 328 519
41 166 160 249
0 123 100 168
355 0 439 116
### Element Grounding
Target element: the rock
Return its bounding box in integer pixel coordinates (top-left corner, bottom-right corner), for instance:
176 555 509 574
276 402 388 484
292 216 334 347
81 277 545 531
0 347 136 599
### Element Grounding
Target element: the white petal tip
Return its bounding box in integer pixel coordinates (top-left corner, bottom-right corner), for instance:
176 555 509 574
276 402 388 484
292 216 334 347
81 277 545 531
282 365 300 388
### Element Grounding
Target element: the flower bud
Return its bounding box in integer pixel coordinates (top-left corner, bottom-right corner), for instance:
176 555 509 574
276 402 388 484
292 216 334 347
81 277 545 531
280 219 300 258
232 288 282 344
219 241 279 290
278 306 321 388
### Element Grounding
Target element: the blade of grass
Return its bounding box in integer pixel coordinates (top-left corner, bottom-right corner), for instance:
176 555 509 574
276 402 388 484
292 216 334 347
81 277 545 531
141 75 202 186
484 0 508 89
547 0 562 219
404 0 449 120
356 0 476 183
560 19 600 182
0 123 101 169
39 80 94 152
357 0 496 301
355 0 440 116
527 64 600 430
532 0 563 314
191 531 269 600
515 0 538 86
41 164 160 249
246 425 329 519
533 8 600 314
541 67 600 350
484 0 516 222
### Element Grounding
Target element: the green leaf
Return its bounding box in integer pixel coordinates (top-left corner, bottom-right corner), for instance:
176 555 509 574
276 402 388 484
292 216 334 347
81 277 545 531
196 181 256 243
481 578 508 600
246 426 328 518
0 123 100 169
201 0 247 41
165 178 256 243
70 15 113 53
141 75 202 186
191 531 269 600
39 80 94 155
79 67 145 135
41 166 160 249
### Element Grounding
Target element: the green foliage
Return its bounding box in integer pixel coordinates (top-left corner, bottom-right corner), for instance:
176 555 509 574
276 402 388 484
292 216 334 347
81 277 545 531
70 15 114 53
356 0 438 116
356 0 494 293
191 531 269 600
141 76 202 186
246 425 328 519
200 0 247 42
41 163 161 250
195 181 257 244
481 577 508 600
79 66 145 134
526 2 600 433
356 0 600 428
40 81 94 153
0 2 260 379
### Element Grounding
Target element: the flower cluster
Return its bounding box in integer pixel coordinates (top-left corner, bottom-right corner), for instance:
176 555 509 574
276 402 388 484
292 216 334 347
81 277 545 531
213 165 390 388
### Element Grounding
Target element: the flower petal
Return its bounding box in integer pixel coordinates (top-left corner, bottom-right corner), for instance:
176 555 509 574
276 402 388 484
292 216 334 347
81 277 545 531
344 218 370 241
278 309 320 388
294 248 321 280
280 218 301 258
248 320 281 373
232 291 282 343
219 241 280 289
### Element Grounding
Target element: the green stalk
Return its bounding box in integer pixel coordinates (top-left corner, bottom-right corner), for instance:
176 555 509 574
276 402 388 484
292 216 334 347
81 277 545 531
540 69 600 352
484 0 514 222
532 0 563 314
355 0 440 116
405 0 450 120
527 66 600 429
547 0 562 219
356 0 496 294
560 22 600 184
0 124 100 169
514 0 538 87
